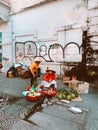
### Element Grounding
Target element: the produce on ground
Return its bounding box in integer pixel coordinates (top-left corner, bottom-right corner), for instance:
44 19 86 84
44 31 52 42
57 88 78 101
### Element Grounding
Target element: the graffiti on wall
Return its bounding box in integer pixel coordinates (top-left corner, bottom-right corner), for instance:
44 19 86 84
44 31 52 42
15 41 81 65
49 42 81 62
39 45 47 57
15 41 37 66
49 44 64 61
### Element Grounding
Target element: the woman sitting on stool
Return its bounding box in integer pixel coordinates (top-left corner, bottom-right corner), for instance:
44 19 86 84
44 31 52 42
39 68 57 89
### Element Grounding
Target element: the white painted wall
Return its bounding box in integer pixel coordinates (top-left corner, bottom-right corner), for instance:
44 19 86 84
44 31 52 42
0 21 12 72
10 0 46 13
0 0 10 22
1 0 88 73
2 0 97 74
11 0 87 37
8 0 88 75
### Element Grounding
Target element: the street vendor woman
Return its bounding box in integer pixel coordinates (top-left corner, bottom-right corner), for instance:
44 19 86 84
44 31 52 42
29 57 41 87
39 67 57 89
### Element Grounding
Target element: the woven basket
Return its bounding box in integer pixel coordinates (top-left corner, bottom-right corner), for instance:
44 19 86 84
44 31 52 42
8 71 15 78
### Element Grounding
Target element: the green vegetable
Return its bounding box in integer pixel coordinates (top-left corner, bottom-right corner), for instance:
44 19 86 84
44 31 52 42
62 94 67 99
67 95 72 101
57 95 63 100
71 93 76 99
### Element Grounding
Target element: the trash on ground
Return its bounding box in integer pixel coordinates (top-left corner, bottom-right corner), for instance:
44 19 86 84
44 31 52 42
68 106 82 114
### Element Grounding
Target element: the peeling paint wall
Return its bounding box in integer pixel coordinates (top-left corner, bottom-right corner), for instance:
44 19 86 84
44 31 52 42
0 2 10 22
0 1 11 72
10 0 87 75
0 0 87 74
10 0 58 13
0 21 12 72
87 0 98 66
0 0 98 74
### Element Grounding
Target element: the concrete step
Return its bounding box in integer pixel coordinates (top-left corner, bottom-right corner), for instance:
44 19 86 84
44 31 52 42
28 104 87 130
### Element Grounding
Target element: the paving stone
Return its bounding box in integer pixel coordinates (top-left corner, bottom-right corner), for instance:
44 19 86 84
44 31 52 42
1 104 31 119
10 120 44 130
85 110 98 130
41 104 47 108
0 110 44 130
0 93 20 109
41 105 88 125
15 97 44 109
29 111 82 130
15 98 36 109
0 110 19 130
1 96 44 119
0 74 29 97
70 93 98 111
1 73 98 130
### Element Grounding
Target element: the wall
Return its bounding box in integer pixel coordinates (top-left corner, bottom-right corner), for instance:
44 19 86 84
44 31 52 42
0 1 12 72
10 0 58 13
0 0 97 75
0 21 13 72
0 1 10 23
87 0 98 66
4 0 10 3
2 0 97 75
8 0 88 75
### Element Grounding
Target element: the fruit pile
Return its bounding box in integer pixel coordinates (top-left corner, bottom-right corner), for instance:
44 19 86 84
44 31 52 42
27 90 42 101
57 88 78 101
27 90 41 97
43 88 57 97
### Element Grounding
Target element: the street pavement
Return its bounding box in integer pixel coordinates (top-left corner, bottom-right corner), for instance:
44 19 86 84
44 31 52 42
0 72 98 130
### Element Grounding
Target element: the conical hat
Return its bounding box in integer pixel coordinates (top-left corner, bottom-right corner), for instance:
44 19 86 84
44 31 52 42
46 68 56 73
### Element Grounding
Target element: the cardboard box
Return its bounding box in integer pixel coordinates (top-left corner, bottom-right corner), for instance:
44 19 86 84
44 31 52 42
77 82 89 94
63 76 71 82
69 80 78 89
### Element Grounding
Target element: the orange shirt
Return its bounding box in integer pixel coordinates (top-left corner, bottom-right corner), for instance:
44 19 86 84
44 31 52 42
29 62 39 75
43 73 56 82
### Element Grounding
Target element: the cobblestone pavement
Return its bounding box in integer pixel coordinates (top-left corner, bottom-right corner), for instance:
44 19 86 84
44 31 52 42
0 73 45 130
0 73 98 130
1 97 44 119
0 110 44 130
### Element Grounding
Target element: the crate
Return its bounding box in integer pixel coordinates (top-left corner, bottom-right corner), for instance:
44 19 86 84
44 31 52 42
63 76 71 81
69 80 78 89
77 82 89 94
